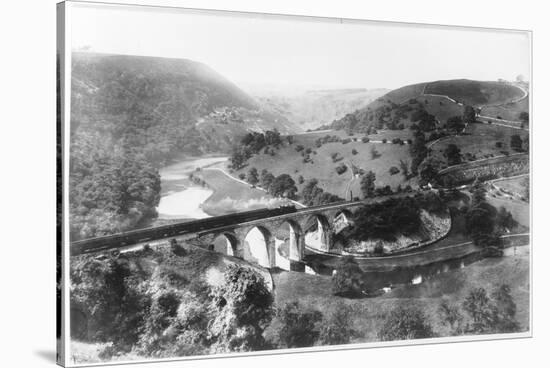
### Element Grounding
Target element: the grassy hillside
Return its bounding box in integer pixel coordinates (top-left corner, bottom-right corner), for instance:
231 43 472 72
328 79 525 134
71 52 299 162
480 96 529 122
425 79 525 106
429 123 527 165
194 168 291 215
271 252 529 342
233 130 417 198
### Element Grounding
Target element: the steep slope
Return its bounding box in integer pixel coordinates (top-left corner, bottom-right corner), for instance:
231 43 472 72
71 52 299 160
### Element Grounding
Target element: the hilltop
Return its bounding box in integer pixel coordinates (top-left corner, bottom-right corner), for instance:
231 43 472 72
71 52 300 161
328 79 527 134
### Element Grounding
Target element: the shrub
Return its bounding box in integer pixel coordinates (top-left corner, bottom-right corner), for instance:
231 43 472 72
318 305 358 345
352 148 358 155
209 265 274 352
382 138 388 143
389 166 400 175
362 137 370 143
378 305 434 341
335 164 348 175
332 256 364 297
273 301 322 348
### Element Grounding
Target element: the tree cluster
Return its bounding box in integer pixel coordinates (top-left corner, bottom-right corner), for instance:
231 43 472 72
300 179 343 206
229 130 282 169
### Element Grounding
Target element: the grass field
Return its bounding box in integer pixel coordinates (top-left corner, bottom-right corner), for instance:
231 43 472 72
430 123 526 164
236 131 418 198
493 176 529 196
271 251 529 342
486 195 530 228
480 96 529 122
422 95 464 123
424 80 525 106
195 168 289 215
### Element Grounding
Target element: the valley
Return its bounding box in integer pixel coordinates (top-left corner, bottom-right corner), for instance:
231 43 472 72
68 51 531 364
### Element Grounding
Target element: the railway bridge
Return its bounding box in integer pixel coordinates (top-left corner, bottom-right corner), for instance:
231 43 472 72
71 194 414 271
192 202 360 271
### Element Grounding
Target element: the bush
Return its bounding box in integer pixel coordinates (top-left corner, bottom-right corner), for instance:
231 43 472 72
318 305 358 345
352 148 358 155
362 137 370 143
332 256 364 297
382 138 388 143
378 305 434 341
273 302 322 348
335 164 348 175
209 265 274 352
389 166 400 175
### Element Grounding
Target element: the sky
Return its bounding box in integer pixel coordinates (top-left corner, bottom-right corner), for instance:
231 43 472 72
68 2 531 93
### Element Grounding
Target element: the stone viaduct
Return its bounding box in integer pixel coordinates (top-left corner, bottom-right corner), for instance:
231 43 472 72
187 195 411 271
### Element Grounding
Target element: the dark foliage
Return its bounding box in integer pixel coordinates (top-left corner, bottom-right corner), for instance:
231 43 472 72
274 302 323 348
300 179 343 206
331 256 364 297
378 305 434 341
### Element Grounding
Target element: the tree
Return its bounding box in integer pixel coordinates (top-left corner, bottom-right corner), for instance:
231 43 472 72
444 144 462 166
446 116 465 135
331 256 364 297
470 177 486 206
410 130 427 175
418 157 441 186
519 111 529 124
370 146 380 159
269 174 298 199
463 105 476 125
378 305 434 341
496 206 515 231
360 171 376 198
318 304 358 345
260 170 275 190
490 284 520 333
399 159 410 179
351 148 358 155
297 175 304 184
438 299 463 335
389 166 400 175
462 288 495 334
301 179 342 206
247 167 259 185
209 265 274 352
273 301 322 348
510 134 523 152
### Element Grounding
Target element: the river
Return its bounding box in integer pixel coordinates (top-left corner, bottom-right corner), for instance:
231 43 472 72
156 156 228 219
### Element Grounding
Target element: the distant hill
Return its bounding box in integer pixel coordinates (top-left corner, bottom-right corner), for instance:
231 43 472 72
255 88 388 131
71 52 299 160
328 79 526 134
